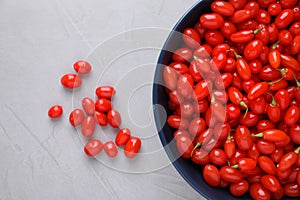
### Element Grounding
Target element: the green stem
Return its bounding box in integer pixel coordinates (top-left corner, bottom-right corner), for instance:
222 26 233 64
292 74 300 87
277 68 288 78
208 81 215 104
227 160 231 166
271 32 289 50
294 146 300 154
211 92 216 104
191 142 201 157
239 101 248 118
272 41 280 50
251 132 264 138
227 49 241 59
231 164 239 169
268 77 284 85
253 26 265 35
193 55 198 60
266 92 278 106
226 131 231 141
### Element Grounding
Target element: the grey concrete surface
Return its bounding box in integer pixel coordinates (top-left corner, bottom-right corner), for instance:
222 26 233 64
0 0 205 199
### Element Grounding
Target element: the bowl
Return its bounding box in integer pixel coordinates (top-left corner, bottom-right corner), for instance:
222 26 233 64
152 0 238 199
152 1 295 199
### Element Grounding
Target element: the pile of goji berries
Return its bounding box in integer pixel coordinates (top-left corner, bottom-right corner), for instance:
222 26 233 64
164 0 300 199
48 60 141 159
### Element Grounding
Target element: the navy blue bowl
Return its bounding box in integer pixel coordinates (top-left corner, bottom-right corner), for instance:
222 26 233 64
152 1 296 200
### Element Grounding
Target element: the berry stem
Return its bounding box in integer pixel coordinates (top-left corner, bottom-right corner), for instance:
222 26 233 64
253 26 265 35
231 164 239 169
239 101 248 118
227 49 241 59
294 146 300 154
271 32 289 50
266 92 278 106
191 142 201 157
292 74 300 87
251 132 264 138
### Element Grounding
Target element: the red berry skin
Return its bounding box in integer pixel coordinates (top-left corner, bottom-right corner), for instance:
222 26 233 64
220 166 243 183
48 105 63 118
261 129 289 143
107 110 121 128
237 158 257 172
261 175 281 192
209 149 227 166
172 48 192 62
229 0 247 10
230 9 252 24
82 97 95 115
103 141 118 158
247 82 268 100
235 126 253 151
297 171 300 186
270 148 284 163
176 135 193 158
94 111 107 126
124 137 141 159
275 9 294 29
278 151 298 171
167 115 189 129
274 89 290 111
229 179 249 197
69 109 85 126
243 39 264 61
284 105 300 126
81 116 96 138
115 128 131 146
203 164 221 187
211 1 234 16
280 54 300 71
256 139 275 155
192 148 210 165
182 28 201 49
258 156 276 175
84 139 103 157
163 66 178 91
61 74 82 89
73 60 91 74
95 98 112 113
95 86 116 99
250 183 271 200
200 13 225 29
283 182 300 197
290 124 300 144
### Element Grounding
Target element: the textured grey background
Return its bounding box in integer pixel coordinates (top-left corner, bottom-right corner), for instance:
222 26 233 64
0 0 206 199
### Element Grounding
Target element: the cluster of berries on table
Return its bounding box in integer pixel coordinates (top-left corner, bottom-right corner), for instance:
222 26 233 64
48 60 141 159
